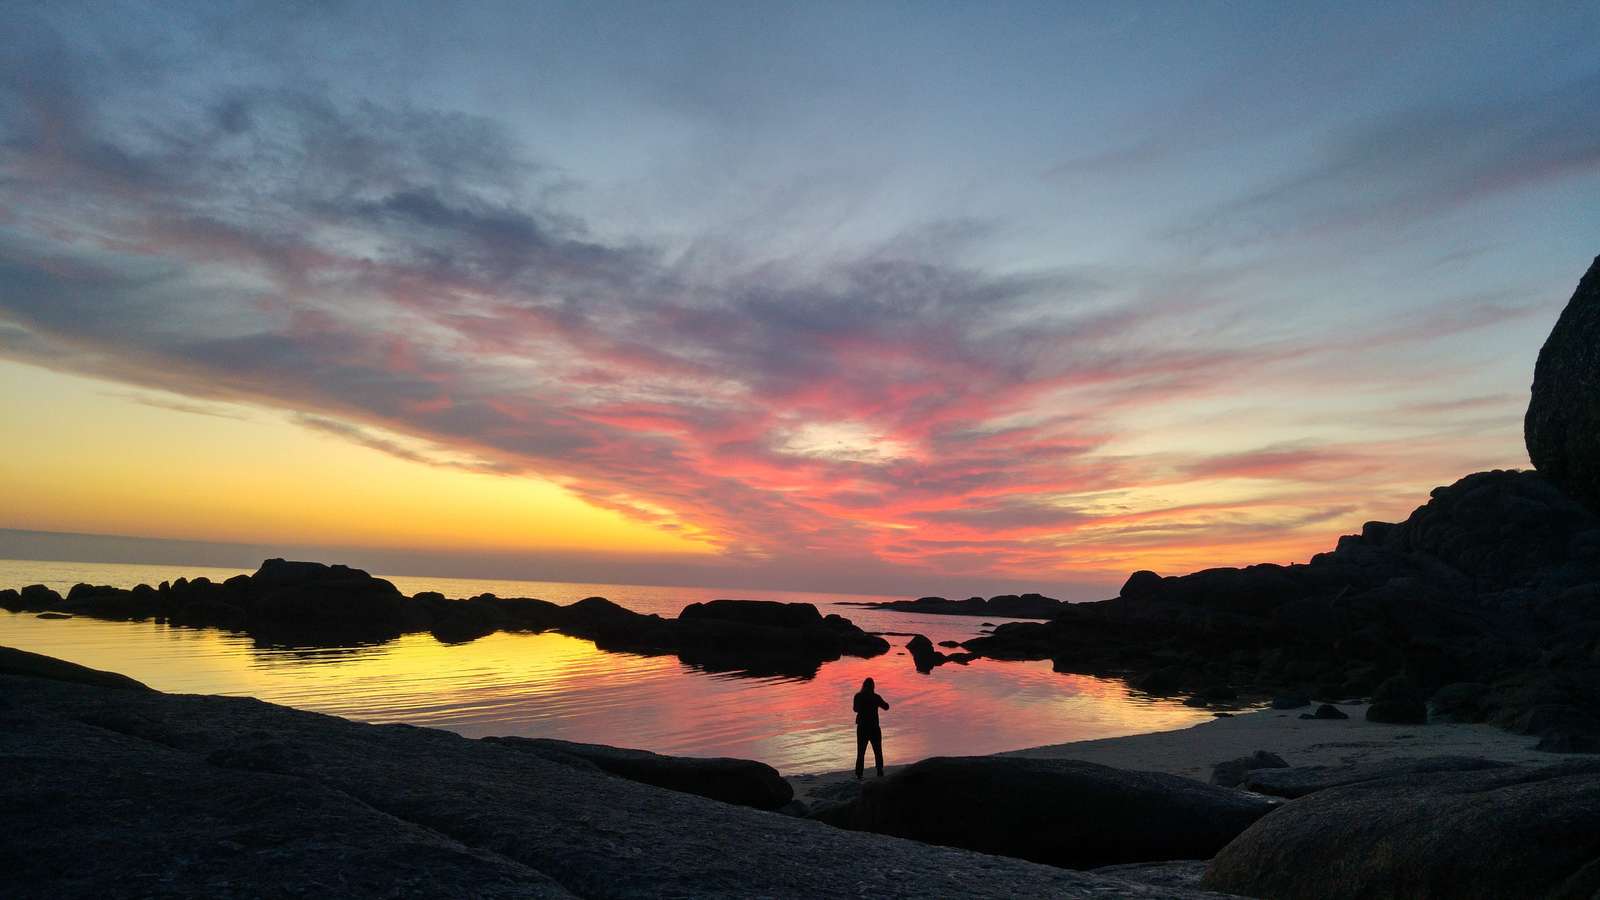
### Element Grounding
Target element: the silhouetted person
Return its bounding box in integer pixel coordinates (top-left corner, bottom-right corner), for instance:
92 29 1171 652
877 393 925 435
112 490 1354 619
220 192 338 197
853 676 890 779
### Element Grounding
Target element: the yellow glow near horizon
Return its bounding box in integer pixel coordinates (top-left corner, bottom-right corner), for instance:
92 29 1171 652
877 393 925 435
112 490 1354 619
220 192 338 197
0 360 714 557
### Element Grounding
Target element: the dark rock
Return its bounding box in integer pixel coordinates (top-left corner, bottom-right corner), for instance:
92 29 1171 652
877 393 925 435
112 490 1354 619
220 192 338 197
1429 682 1490 722
1129 666 1184 695
1120 570 1165 601
1270 694 1311 709
1090 860 1209 892
487 737 793 810
937 640 962 648
35 612 72 620
812 756 1275 869
9 563 889 680
1526 254 1600 514
1238 756 1515 799
958 464 1600 744
1210 750 1289 788
906 634 949 673
16 584 62 610
1366 676 1427 724
850 593 1066 619
1299 703 1349 720
0 661 1212 898
0 645 151 691
1205 760 1600 899
1511 704 1600 753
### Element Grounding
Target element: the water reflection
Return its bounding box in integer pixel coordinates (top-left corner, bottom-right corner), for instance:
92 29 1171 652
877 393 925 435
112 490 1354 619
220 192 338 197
0 608 1210 773
0 558 1213 772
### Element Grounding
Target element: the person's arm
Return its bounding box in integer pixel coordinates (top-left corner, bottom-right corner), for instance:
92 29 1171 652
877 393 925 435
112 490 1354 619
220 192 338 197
878 695 890 710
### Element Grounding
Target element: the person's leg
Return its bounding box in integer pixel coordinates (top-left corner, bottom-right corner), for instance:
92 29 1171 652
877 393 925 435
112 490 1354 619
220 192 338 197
855 727 867 779
870 728 883 777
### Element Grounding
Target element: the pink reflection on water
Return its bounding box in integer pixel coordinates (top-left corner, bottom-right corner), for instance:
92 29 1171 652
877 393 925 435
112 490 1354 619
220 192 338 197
0 559 1210 773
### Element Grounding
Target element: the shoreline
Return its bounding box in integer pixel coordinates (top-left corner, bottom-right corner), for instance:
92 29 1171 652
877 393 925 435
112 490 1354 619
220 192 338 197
787 701 1570 806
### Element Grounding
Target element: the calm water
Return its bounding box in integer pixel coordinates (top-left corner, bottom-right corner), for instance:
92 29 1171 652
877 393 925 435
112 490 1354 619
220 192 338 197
0 558 1209 773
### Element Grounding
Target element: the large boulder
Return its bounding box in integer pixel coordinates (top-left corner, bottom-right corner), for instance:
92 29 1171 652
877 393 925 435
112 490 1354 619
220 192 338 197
1210 750 1288 788
485 737 793 810
1526 254 1600 513
813 756 1275 869
244 558 422 643
906 634 949 672
1366 675 1428 724
1204 760 1600 899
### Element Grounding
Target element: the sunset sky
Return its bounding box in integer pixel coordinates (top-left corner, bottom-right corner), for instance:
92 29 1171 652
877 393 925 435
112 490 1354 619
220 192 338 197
2 2 1597 597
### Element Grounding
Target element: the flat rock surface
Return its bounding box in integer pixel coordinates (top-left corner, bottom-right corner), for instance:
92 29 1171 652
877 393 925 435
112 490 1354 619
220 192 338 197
0 662 1222 899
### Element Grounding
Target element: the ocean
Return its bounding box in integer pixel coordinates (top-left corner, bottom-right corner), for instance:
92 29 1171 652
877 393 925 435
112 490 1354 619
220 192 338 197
0 558 1209 773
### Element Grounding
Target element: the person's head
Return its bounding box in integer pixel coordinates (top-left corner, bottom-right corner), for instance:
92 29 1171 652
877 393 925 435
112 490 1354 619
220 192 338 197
861 677 875 693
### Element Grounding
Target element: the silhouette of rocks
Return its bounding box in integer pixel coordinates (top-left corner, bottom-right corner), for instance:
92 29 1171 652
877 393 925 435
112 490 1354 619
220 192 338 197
1205 760 1600 899
487 736 792 810
0 655 1211 899
962 468 1600 738
848 593 1066 619
0 645 151 692
1299 704 1349 720
1366 675 1427 724
1238 755 1514 799
1 561 889 679
1210 750 1288 788
1270 694 1310 709
1427 681 1490 721
906 634 949 672
1526 254 1600 514
812 756 1274 869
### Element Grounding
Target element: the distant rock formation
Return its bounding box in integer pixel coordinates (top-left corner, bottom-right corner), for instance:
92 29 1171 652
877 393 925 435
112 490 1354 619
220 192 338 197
1526 254 1600 513
847 593 1067 619
964 469 1600 746
0 559 890 678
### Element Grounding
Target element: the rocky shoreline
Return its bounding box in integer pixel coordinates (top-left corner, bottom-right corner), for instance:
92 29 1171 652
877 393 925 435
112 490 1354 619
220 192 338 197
0 646 1221 899
959 468 1600 752
841 593 1068 619
6 645 1598 898
0 560 890 679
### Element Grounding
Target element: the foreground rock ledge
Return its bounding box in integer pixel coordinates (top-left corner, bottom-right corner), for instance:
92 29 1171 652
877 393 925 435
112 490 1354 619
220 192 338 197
0 649 1215 899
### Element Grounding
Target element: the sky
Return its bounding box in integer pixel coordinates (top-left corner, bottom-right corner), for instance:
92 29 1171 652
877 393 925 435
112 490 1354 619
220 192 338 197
1 1 1597 598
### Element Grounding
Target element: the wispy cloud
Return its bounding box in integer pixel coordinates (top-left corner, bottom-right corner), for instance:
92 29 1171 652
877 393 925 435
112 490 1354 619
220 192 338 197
0 9 1560 590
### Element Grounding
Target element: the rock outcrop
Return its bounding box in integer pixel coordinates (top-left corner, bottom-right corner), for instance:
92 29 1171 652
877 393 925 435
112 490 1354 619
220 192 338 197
0 560 890 678
1526 254 1600 514
485 736 793 810
0 652 1212 899
0 645 152 692
963 469 1600 740
847 593 1067 619
1204 760 1600 899
812 756 1275 869
1209 750 1288 788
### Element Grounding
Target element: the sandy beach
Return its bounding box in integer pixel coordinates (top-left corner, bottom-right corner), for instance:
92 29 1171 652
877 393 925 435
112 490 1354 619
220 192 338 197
788 702 1568 807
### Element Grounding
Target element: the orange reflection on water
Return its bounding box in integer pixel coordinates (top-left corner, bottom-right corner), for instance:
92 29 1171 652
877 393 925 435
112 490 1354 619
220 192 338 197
0 608 1209 774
